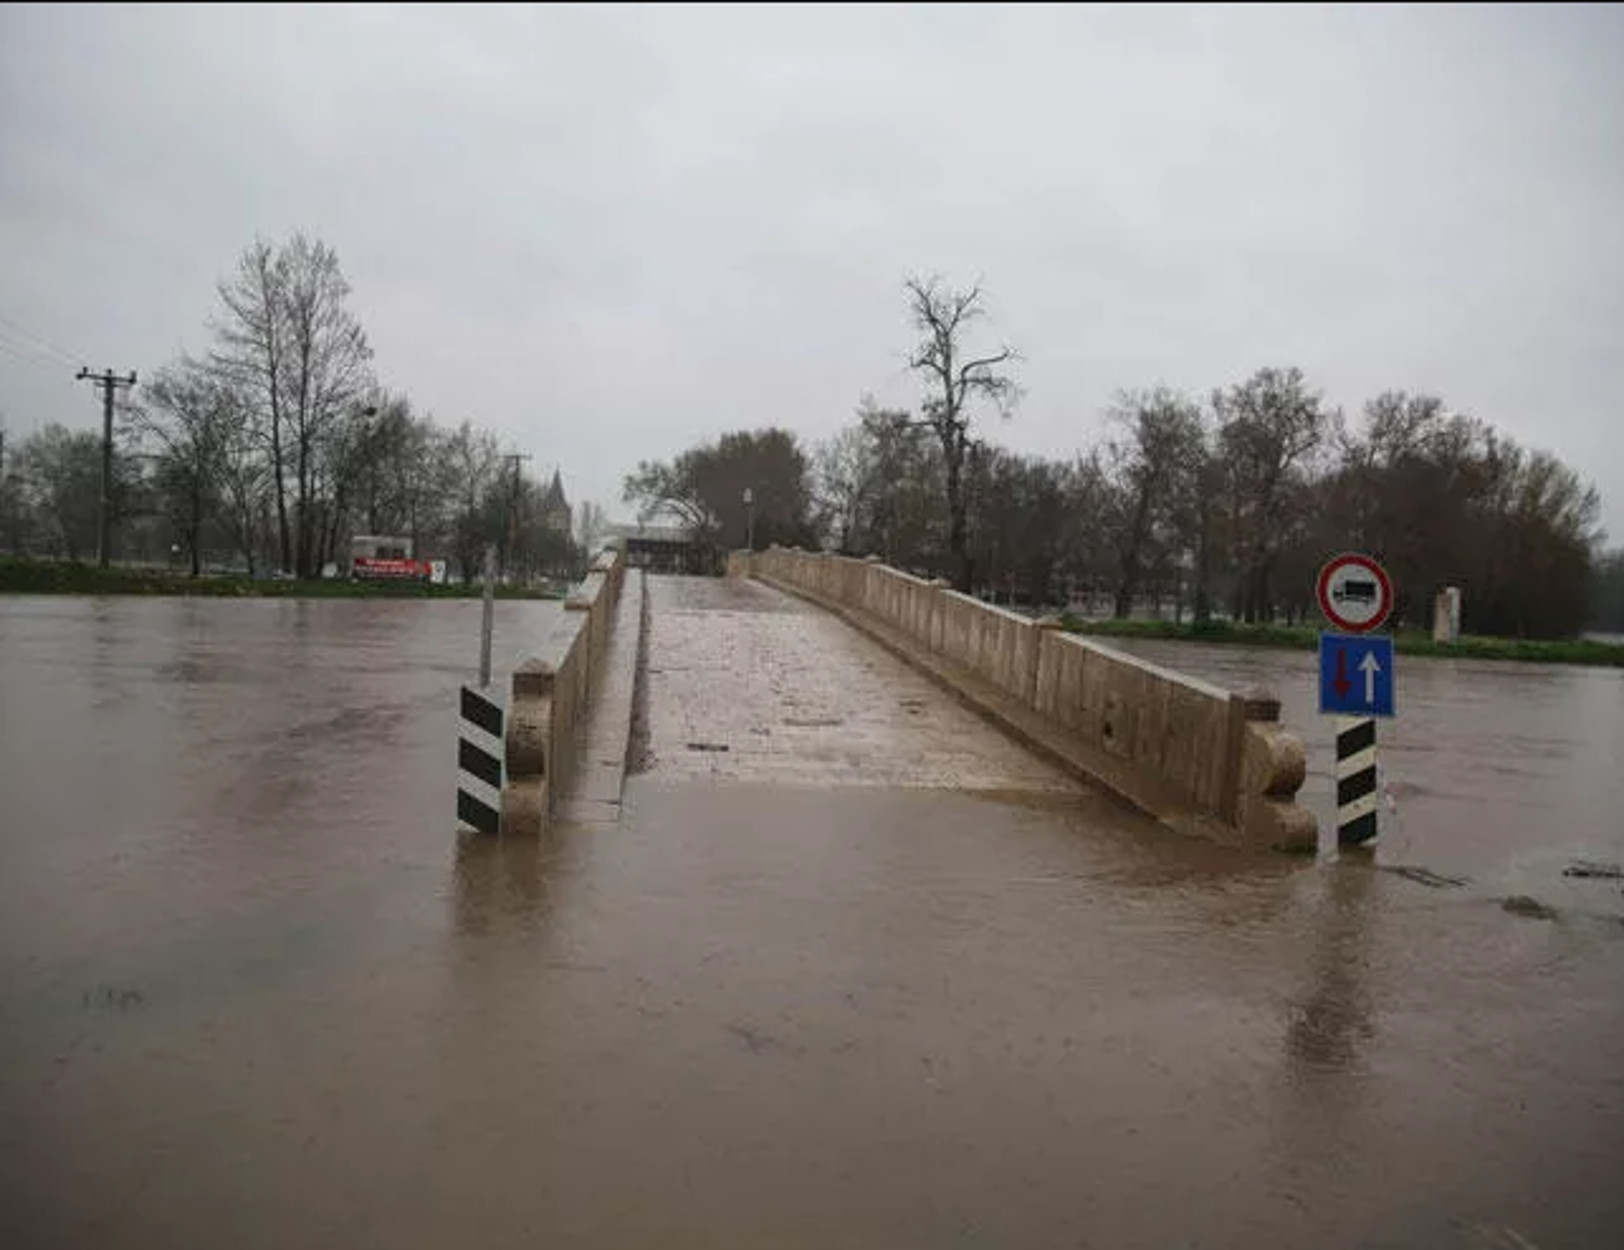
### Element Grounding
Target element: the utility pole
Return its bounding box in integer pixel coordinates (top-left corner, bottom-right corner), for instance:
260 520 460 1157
76 367 137 568
479 542 496 688
501 451 530 583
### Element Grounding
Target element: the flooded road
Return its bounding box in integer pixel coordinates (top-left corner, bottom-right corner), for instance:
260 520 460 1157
640 575 1076 791
3 591 1623 1249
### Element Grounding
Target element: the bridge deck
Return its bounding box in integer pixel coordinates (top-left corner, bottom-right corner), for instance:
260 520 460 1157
636 574 1078 793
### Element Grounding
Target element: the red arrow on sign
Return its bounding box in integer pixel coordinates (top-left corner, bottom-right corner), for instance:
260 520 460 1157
1334 647 1351 698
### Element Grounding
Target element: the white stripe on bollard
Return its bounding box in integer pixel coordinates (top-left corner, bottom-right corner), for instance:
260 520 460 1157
1335 714 1379 846
458 684 505 834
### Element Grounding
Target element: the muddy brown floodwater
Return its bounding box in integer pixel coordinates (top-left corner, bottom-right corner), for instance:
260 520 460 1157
1102 635 1624 889
2 590 1622 1250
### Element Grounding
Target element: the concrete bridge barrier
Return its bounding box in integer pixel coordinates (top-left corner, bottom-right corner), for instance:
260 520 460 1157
730 547 1316 852
502 547 627 835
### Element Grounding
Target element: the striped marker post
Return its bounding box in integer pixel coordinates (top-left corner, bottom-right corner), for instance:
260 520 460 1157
1316 553 1396 853
458 684 504 835
1335 715 1379 847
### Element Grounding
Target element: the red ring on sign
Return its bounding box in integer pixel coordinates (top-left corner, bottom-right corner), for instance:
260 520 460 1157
1316 552 1393 633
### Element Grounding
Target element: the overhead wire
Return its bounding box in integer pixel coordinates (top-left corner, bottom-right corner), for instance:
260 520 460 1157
0 332 60 371
0 310 84 368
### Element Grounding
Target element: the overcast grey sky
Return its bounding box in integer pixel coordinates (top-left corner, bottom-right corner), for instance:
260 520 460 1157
2 3 1621 538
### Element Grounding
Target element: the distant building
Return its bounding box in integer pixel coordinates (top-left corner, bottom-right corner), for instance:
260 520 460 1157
605 521 713 574
539 469 571 536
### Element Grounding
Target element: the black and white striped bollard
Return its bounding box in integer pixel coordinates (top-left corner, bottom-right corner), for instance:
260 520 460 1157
1335 715 1379 846
458 684 504 835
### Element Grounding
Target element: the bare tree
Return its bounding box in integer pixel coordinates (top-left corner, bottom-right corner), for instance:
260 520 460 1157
211 234 374 577
13 425 104 560
1591 548 1624 632
444 420 503 582
130 358 243 576
1102 388 1206 618
1056 451 1117 612
216 406 270 577
212 240 294 573
384 406 446 557
1213 367 1333 622
812 422 871 553
0 414 26 555
316 395 383 573
967 447 1069 605
903 275 1019 591
279 236 374 576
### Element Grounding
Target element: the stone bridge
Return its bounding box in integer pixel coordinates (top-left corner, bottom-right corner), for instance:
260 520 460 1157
508 546 1315 854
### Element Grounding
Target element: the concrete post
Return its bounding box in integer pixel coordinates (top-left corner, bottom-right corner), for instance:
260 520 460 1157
503 658 554 835
1432 586 1461 643
1029 615 1065 710
928 578 951 654
1220 684 1279 823
565 588 594 704
1221 682 1315 851
1235 685 1281 723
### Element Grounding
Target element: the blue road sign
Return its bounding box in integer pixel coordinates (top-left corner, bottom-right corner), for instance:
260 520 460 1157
1319 632 1396 717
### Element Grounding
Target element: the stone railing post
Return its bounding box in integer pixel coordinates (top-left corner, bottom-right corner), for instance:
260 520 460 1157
928 577 951 654
1221 685 1276 822
564 589 594 702
503 658 554 835
863 554 882 619
1029 614 1065 709
1224 683 1314 851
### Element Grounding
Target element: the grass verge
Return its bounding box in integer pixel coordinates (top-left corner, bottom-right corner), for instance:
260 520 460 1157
1060 614 1624 668
0 557 564 601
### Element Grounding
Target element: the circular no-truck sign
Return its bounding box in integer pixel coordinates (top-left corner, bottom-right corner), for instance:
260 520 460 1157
1316 553 1393 633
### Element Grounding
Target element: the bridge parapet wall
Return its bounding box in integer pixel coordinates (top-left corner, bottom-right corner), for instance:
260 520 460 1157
502 547 627 835
733 547 1314 852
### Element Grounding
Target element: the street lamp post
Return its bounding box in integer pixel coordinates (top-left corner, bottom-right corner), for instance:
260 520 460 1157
743 487 755 552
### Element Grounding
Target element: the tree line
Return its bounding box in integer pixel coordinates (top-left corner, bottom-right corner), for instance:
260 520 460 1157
0 233 581 583
625 277 1616 639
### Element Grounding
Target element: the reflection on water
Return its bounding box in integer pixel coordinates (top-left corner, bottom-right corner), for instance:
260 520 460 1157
1 597 1621 1249
450 832 555 937
0 596 563 986
1285 865 1377 1075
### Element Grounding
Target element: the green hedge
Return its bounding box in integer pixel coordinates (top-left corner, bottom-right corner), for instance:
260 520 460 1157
1059 614 1624 669
0 558 563 601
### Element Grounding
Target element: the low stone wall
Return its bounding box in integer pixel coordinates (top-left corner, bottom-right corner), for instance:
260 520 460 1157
733 547 1315 852
502 547 627 835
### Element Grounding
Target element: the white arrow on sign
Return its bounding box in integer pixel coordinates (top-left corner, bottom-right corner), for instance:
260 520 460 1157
1359 651 1381 704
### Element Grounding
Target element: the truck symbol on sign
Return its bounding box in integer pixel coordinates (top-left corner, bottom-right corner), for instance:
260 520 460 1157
1333 578 1378 604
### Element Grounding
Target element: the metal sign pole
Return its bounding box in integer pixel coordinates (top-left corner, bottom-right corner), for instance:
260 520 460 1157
479 541 496 689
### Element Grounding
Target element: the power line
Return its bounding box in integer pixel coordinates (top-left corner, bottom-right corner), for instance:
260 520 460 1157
0 311 83 367
0 336 43 365
0 330 70 371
